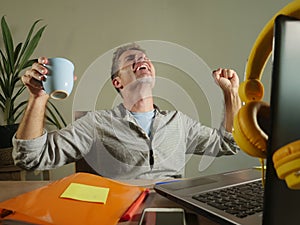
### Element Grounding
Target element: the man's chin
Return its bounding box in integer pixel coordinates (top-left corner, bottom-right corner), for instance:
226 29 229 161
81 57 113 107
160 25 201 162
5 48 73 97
123 77 155 94
137 76 154 84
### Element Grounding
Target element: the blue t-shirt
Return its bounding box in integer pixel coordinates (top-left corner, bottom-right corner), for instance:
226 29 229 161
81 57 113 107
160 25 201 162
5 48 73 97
131 110 155 136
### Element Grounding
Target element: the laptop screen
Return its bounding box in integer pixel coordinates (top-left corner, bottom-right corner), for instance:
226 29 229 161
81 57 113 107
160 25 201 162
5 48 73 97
263 15 300 225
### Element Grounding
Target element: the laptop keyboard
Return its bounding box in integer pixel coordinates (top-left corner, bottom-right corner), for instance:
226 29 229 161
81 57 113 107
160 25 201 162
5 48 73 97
192 180 264 218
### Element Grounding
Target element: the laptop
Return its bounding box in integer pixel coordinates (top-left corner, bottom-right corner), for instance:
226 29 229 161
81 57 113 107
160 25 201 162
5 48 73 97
154 15 300 225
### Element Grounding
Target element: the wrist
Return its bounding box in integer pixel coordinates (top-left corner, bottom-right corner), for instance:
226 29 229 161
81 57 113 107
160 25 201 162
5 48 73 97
28 93 49 106
16 94 48 140
223 89 241 133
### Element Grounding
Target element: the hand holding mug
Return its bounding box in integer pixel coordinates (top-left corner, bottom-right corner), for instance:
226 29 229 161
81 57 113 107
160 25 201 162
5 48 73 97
22 57 75 100
43 57 74 100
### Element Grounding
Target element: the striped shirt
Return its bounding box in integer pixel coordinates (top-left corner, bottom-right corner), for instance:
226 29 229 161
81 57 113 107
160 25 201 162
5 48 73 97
13 104 239 179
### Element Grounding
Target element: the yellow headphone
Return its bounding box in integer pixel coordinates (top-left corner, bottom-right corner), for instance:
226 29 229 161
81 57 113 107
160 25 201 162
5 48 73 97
233 0 300 190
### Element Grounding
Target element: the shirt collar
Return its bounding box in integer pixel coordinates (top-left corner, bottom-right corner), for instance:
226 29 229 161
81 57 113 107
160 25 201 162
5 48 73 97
115 103 163 120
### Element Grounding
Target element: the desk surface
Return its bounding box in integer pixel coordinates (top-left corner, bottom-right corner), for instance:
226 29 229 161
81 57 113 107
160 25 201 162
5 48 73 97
0 180 219 225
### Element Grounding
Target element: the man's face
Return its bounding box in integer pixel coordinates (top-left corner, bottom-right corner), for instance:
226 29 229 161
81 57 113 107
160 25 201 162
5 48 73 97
112 50 156 91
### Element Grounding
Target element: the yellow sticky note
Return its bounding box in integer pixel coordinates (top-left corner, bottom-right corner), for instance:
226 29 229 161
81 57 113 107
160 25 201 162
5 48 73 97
60 183 109 204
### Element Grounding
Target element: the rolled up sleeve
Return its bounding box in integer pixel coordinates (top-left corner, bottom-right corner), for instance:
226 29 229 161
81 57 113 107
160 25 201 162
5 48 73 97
183 112 240 156
12 112 96 170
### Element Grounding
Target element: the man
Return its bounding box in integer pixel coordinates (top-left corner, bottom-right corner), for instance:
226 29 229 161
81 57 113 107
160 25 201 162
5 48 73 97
13 43 241 179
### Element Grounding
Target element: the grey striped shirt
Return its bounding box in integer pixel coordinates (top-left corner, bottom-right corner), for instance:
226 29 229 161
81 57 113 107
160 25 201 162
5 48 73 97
13 104 239 179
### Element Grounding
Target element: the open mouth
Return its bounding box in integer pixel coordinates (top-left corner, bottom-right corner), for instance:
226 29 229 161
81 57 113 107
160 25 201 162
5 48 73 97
133 63 150 73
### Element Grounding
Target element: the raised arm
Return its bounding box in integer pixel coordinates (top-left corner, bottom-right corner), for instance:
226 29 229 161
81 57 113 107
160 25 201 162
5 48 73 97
16 57 50 140
212 68 241 132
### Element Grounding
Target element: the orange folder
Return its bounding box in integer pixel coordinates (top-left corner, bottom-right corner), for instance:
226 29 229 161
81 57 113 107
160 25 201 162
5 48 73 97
0 173 147 225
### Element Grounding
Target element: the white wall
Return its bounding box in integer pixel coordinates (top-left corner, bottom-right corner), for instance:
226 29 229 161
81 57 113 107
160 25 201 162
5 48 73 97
0 0 292 179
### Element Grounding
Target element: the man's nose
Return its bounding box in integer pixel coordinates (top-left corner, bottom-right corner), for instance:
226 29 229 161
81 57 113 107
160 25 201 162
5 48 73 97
135 54 147 63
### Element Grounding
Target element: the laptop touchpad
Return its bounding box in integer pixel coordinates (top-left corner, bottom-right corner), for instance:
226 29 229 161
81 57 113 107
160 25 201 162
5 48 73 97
161 178 217 191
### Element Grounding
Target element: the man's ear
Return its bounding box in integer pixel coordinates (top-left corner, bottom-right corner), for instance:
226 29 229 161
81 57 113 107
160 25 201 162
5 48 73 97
112 77 123 89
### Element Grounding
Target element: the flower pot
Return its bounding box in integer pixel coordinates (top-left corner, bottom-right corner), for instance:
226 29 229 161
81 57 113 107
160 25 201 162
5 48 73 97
0 147 14 166
0 124 19 148
0 124 19 166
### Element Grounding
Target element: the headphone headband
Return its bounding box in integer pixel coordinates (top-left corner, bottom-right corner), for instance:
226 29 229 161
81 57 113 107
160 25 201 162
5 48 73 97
240 0 300 103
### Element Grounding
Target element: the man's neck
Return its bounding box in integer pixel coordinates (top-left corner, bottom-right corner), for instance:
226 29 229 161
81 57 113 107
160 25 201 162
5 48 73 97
123 96 154 112
121 82 154 112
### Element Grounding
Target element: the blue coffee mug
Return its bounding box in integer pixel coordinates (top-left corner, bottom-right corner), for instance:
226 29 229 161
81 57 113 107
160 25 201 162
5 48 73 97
43 57 74 100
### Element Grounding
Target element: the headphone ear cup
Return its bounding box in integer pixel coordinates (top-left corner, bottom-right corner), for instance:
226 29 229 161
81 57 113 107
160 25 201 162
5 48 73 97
233 101 270 158
273 141 300 190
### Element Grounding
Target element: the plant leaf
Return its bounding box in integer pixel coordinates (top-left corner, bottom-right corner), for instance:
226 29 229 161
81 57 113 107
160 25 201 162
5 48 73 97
21 58 36 70
0 102 4 111
0 49 10 79
0 50 4 76
1 16 14 73
17 25 46 74
13 42 22 68
16 19 42 66
45 115 57 127
0 72 5 96
48 100 67 127
0 93 5 109
46 103 62 129
0 17 66 128
13 100 27 121
11 85 26 103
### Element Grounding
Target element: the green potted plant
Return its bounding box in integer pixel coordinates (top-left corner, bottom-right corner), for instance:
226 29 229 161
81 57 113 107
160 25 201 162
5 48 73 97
0 16 66 165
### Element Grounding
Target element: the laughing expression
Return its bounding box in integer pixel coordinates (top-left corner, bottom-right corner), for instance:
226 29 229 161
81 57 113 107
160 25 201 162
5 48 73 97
114 50 156 89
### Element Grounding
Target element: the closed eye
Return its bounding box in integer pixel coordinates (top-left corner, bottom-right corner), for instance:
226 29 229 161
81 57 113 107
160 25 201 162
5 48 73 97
125 55 135 62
